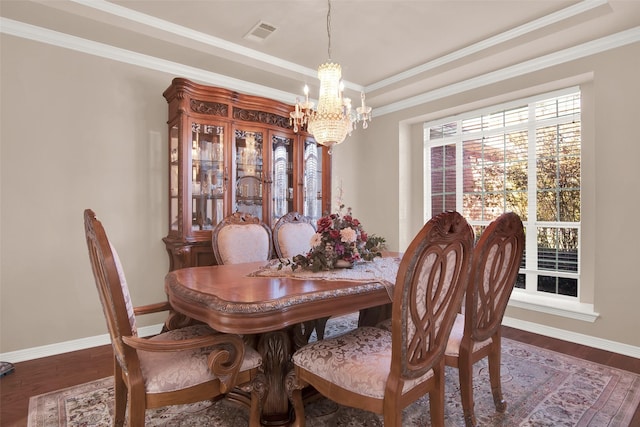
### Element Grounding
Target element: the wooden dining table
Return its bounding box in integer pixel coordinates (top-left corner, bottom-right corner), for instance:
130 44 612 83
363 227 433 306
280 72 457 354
164 255 399 426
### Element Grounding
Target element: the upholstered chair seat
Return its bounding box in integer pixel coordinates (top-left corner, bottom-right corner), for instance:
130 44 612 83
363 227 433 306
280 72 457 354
293 326 435 399
444 314 492 358
375 318 392 331
140 324 262 394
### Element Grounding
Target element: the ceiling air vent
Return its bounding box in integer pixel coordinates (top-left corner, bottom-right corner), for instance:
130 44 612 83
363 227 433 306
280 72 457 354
244 21 277 42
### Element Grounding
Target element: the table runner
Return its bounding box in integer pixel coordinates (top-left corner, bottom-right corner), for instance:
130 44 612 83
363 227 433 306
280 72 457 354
250 257 399 284
250 257 400 298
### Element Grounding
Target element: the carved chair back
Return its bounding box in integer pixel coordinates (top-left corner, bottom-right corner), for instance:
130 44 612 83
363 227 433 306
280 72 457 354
84 209 139 375
465 212 524 342
444 211 525 427
272 211 316 259
389 210 475 386
212 212 273 264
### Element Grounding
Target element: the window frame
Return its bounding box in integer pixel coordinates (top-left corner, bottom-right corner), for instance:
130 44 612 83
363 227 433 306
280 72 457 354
423 86 596 320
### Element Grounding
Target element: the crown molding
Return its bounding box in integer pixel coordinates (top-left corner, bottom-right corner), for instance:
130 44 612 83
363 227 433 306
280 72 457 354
365 0 609 93
69 0 318 82
374 26 640 117
0 17 297 105
1 18 638 119
66 0 610 94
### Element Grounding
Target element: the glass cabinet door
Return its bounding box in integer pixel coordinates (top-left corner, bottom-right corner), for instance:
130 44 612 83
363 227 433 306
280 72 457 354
303 138 323 222
271 134 295 224
169 124 180 232
192 122 225 231
234 129 264 219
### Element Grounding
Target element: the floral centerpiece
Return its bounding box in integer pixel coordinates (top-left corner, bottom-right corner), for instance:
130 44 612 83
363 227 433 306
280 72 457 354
279 205 386 272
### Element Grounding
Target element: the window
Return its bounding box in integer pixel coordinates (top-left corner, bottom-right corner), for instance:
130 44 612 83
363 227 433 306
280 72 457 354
425 87 581 299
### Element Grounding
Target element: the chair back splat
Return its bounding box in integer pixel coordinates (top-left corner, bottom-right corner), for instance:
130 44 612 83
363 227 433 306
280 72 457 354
288 211 474 427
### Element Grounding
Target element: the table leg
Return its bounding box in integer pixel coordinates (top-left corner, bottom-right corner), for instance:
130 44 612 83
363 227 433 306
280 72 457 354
240 320 346 426
256 329 294 426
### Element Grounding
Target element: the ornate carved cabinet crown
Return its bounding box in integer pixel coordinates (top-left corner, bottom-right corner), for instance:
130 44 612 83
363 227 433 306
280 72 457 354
163 78 331 271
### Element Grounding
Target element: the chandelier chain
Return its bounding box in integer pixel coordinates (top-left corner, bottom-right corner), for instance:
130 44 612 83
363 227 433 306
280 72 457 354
326 0 332 60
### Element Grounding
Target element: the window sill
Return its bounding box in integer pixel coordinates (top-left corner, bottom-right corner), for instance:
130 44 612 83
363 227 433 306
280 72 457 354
507 290 599 322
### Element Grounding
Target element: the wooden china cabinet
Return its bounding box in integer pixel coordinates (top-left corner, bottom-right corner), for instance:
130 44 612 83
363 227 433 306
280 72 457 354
163 78 331 271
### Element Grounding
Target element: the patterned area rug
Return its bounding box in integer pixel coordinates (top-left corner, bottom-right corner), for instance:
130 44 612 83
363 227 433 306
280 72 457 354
28 314 640 427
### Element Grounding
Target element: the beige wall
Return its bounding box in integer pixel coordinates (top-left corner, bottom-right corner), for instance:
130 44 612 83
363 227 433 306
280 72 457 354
333 43 640 348
1 36 173 352
1 33 639 357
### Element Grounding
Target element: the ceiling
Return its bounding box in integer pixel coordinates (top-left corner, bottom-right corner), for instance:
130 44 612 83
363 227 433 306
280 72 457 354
2 0 639 111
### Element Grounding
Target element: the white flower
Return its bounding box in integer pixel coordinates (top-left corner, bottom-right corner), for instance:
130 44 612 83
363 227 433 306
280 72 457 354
340 227 357 243
310 233 323 248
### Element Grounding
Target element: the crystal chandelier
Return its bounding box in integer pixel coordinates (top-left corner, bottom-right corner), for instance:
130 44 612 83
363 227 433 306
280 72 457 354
290 0 371 152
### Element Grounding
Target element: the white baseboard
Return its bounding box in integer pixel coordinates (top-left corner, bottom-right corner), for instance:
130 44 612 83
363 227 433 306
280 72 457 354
502 316 640 359
0 324 164 364
2 320 639 363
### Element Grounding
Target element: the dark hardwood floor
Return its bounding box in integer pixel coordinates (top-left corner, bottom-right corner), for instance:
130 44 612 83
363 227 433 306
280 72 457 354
1 326 639 427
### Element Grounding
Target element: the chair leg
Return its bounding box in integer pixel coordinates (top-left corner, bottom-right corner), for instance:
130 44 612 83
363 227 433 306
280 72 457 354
113 361 127 427
383 405 403 427
126 385 146 427
247 372 268 427
488 339 507 412
428 363 446 427
285 370 306 427
458 351 477 427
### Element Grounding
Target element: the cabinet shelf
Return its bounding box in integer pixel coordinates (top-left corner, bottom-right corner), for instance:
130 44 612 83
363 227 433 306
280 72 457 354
192 194 224 199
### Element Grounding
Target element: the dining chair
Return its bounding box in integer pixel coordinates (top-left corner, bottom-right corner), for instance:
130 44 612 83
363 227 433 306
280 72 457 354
286 211 474 427
444 212 525 427
272 211 332 341
212 211 273 265
272 211 316 259
84 209 265 426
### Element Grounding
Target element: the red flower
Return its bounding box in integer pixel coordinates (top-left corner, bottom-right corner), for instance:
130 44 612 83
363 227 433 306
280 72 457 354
317 216 333 232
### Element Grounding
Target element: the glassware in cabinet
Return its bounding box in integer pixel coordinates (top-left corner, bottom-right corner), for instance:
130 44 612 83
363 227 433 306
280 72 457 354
271 133 295 224
234 129 264 220
303 138 323 222
191 123 226 231
169 124 180 231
